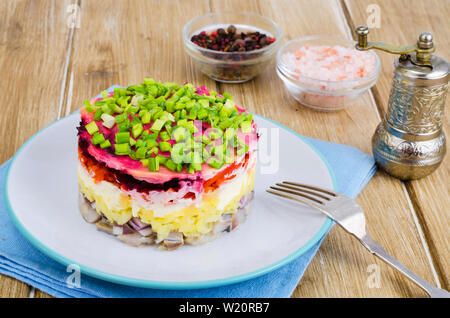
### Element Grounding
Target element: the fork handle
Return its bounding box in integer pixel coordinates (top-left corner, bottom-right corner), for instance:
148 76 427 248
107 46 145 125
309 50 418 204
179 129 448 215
360 234 450 298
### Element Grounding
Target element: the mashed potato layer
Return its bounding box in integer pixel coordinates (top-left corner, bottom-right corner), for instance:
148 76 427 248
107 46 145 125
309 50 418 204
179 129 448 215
78 162 256 240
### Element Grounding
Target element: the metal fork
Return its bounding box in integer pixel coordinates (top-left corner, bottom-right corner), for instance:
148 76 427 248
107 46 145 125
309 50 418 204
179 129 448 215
267 181 450 298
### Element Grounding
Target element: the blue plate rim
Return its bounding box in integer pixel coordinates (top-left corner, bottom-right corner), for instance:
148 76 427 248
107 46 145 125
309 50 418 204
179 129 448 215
3 111 336 290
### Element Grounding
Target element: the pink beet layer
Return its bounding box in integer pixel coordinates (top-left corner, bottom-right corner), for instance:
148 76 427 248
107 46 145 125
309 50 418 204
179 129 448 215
78 87 258 184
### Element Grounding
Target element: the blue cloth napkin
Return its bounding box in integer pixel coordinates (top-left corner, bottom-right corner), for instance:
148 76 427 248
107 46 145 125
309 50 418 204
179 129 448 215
0 86 376 298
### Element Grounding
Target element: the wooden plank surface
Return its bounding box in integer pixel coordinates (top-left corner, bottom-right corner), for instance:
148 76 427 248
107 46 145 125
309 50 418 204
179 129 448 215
0 0 75 298
66 0 214 112
210 0 437 297
0 0 446 298
344 0 450 290
35 0 214 298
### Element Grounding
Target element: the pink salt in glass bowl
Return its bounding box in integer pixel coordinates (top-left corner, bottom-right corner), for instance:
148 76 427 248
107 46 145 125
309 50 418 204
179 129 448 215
276 36 380 111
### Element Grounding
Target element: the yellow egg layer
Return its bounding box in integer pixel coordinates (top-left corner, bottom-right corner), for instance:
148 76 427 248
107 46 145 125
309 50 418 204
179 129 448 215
78 163 256 240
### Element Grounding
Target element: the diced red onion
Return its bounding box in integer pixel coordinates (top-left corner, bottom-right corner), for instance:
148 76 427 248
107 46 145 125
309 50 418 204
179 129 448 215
137 227 153 237
112 224 134 235
128 217 151 231
238 191 255 209
123 224 134 234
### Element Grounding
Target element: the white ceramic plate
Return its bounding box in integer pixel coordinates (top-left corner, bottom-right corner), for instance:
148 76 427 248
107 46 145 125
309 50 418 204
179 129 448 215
4 113 335 289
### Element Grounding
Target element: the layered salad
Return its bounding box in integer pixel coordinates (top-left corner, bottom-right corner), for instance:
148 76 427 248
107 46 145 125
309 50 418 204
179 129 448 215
77 79 257 249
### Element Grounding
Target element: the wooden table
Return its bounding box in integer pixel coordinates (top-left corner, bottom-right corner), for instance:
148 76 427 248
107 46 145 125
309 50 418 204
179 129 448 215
0 0 448 298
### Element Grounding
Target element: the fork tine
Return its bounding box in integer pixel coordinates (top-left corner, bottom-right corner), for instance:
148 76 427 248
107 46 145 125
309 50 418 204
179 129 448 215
269 186 324 205
275 183 331 201
282 181 337 197
266 189 323 211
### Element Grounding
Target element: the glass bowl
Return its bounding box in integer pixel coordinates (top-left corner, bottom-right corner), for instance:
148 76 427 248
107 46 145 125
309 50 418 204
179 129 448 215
276 36 380 111
183 11 282 83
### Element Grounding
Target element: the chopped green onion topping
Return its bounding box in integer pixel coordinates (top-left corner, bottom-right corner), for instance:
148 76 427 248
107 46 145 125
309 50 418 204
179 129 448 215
117 121 130 132
159 141 172 152
91 132 105 145
237 142 249 156
224 128 236 140
148 157 159 172
160 131 170 141
207 157 223 169
115 143 130 155
148 147 159 156
115 113 127 123
100 140 111 149
132 123 143 138
177 118 187 128
164 123 173 135
116 132 130 144
128 106 139 114
157 154 168 164
85 121 99 135
114 87 127 98
170 143 185 164
207 128 223 140
93 109 103 121
240 121 252 133
173 126 187 143
187 121 198 133
146 138 158 149
84 100 96 113
83 81 254 170
164 158 177 171
199 99 209 108
141 112 151 124
151 119 166 132
135 147 147 159
140 159 149 167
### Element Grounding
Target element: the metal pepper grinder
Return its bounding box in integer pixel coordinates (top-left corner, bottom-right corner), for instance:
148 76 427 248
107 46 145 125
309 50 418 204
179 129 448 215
355 26 449 180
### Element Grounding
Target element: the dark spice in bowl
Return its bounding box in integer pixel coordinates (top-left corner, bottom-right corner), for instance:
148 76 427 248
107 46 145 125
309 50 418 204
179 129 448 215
191 24 276 52
183 12 281 83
